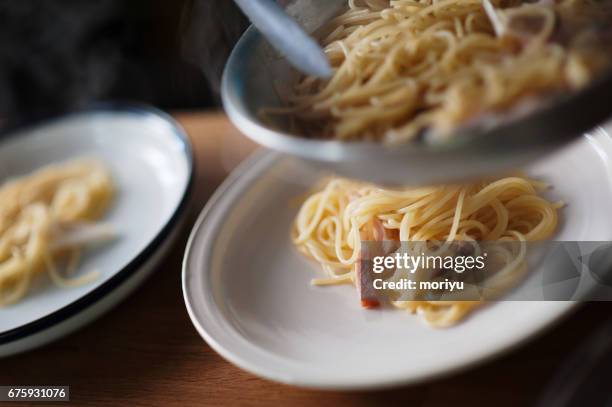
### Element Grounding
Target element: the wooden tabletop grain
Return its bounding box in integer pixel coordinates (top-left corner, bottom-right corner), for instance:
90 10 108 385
1 111 611 407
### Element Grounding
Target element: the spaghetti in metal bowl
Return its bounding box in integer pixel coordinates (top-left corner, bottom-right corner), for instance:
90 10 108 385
271 0 612 144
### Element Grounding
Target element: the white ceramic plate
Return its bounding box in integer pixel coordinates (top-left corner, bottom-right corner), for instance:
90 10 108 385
183 123 612 390
0 106 193 356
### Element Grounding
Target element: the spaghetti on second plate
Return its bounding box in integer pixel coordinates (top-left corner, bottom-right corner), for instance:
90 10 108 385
0 159 115 306
292 176 562 327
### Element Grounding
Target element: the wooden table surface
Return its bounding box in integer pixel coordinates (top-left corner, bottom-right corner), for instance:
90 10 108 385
2 112 611 406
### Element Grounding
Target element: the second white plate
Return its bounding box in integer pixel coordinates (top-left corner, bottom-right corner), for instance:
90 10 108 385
0 106 192 356
183 124 612 390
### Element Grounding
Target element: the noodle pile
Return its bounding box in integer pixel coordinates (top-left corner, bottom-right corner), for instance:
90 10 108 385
0 159 114 306
292 176 562 327
280 0 611 143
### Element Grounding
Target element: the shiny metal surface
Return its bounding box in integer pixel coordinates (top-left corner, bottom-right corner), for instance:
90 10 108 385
233 0 331 78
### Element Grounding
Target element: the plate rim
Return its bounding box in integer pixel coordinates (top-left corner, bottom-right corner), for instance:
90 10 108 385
182 150 583 390
0 103 195 345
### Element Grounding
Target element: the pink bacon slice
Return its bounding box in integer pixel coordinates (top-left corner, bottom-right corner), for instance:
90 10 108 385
354 218 390 309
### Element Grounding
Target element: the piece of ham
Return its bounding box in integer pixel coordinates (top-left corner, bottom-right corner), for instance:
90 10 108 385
355 258 381 309
354 218 390 309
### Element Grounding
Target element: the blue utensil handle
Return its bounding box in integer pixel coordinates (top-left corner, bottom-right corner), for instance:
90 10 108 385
233 0 331 78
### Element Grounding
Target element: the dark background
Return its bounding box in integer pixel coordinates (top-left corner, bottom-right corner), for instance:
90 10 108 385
0 0 249 127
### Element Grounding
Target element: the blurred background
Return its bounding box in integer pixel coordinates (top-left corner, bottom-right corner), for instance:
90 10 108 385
0 0 248 128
